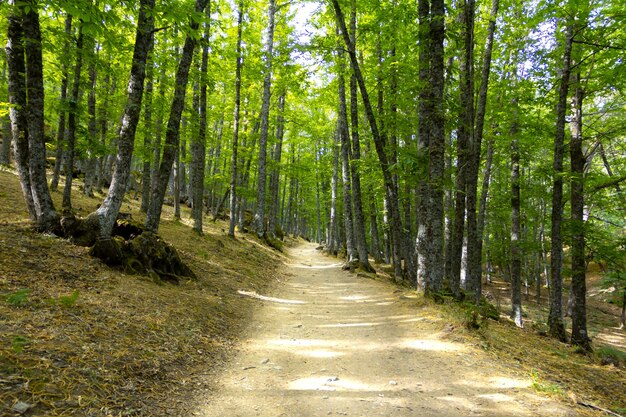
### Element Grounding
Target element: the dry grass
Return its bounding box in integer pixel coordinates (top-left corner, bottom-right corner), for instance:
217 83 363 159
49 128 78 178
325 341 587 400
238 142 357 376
0 169 289 416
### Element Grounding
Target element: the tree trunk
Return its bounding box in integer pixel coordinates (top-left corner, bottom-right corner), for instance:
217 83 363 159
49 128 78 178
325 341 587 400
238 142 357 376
191 6 210 234
83 39 98 197
140 51 154 213
22 1 58 230
253 0 276 237
348 1 372 271
145 0 208 233
94 0 155 240
336 31 355 263
332 0 403 280
569 73 591 351
62 24 84 210
328 127 340 255
424 0 446 294
150 65 166 199
268 91 286 236
548 22 574 343
50 14 72 191
6 3 37 221
229 0 244 238
415 0 430 290
510 97 523 328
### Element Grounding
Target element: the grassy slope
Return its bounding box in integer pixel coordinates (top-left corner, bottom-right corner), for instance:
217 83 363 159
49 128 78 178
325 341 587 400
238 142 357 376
0 169 288 416
1 168 625 416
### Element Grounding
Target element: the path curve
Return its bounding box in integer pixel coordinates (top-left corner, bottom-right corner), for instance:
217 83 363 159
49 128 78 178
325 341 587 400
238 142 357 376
195 243 574 416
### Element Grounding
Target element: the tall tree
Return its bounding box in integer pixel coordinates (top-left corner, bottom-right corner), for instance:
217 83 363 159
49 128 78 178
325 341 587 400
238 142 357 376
145 0 210 232
548 18 574 342
254 0 277 237
228 0 245 238
93 0 155 243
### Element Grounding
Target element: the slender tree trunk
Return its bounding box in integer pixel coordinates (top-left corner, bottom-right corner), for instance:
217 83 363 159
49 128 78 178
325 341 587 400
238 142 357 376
6 4 37 221
332 0 403 279
254 0 276 237
548 22 574 343
510 97 523 328
62 23 84 210
150 65 166 198
191 5 210 234
83 40 98 197
50 14 72 191
570 73 591 351
328 127 340 255
348 1 372 271
140 51 154 213
96 71 111 191
94 0 155 240
229 1 244 238
145 0 209 233
336 31 356 263
415 0 430 290
268 91 286 236
0 55 9 165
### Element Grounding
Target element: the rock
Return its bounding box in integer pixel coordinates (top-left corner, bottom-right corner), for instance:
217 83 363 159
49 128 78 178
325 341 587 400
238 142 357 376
389 380 398 386
260 358 270 364
12 402 33 414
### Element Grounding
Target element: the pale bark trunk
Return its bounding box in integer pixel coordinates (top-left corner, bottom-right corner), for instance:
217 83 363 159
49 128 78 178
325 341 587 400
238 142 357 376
6 4 37 221
95 0 155 239
548 23 573 343
22 2 58 230
145 0 208 233
328 127 340 255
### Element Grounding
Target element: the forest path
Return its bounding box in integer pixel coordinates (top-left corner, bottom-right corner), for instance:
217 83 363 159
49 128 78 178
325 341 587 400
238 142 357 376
194 242 574 417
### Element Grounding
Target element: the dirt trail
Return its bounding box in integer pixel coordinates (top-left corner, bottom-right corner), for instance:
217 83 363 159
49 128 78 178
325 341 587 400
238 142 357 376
195 243 574 416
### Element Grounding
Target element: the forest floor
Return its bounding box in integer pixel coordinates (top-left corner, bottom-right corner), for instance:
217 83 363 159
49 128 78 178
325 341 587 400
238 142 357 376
0 167 625 416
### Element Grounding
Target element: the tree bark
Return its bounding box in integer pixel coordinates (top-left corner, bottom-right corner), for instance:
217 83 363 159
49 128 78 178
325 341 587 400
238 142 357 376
268 91 286 236
415 0 430 290
145 0 209 233
83 39 98 197
141 50 154 213
6 3 37 221
50 14 72 192
336 30 355 262
510 97 523 328
569 73 591 351
348 1 372 271
229 0 244 238
328 127 340 255
253 0 276 237
332 0 403 279
548 22 574 343
62 23 84 210
22 1 58 230
425 0 446 294
94 0 155 239
191 5 211 234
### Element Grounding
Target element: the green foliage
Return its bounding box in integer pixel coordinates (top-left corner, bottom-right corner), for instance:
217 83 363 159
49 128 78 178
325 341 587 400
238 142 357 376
11 335 30 354
529 369 565 397
595 345 626 367
58 290 80 308
5 289 31 307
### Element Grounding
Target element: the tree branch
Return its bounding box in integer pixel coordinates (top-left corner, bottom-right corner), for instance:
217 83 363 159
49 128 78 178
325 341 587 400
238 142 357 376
572 39 626 51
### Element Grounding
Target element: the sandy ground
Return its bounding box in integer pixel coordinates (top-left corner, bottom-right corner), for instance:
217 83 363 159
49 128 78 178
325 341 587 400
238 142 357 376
194 243 576 417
